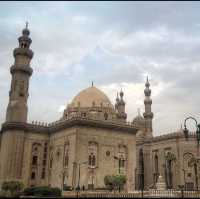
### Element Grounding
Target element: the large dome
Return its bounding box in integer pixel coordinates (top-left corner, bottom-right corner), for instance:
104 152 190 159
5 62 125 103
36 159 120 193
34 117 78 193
69 86 113 108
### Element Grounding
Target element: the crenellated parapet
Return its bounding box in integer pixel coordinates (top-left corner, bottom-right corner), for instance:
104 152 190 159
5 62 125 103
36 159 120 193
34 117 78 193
140 131 197 144
1 116 138 135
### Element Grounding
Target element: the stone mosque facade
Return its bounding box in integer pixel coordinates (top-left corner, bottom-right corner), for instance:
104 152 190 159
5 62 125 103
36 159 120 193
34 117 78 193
0 26 199 192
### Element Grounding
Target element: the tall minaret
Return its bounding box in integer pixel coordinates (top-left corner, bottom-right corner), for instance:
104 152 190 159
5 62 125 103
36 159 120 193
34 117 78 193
143 76 153 136
6 23 33 123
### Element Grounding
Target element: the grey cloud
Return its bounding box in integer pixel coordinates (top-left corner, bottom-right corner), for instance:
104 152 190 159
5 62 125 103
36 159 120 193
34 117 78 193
0 2 200 135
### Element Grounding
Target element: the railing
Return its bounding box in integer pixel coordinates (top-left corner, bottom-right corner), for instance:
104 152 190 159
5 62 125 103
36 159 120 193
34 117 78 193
62 190 200 198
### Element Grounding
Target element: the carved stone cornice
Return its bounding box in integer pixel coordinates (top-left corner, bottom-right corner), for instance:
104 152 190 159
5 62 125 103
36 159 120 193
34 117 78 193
0 117 138 135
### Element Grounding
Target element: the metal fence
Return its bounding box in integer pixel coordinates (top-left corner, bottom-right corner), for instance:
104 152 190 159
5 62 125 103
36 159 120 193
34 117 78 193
62 190 200 198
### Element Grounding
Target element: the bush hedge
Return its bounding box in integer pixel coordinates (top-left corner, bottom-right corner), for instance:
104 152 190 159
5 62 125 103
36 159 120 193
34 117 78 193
1 181 24 197
23 186 61 197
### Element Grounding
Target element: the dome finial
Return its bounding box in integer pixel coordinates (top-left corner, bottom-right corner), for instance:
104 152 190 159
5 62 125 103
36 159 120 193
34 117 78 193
145 75 150 88
26 21 28 29
22 21 30 36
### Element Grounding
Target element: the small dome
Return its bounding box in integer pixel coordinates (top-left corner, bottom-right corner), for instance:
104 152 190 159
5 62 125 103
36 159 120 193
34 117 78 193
22 28 30 36
132 114 145 128
69 86 114 109
133 115 144 123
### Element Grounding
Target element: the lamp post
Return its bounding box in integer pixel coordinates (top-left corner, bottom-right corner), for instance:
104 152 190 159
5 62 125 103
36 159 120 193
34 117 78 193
114 156 126 193
114 156 121 174
76 161 88 191
183 117 200 190
182 169 186 190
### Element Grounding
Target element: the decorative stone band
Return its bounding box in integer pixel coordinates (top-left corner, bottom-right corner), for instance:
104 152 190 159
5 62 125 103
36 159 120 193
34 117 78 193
0 117 139 135
13 48 34 59
10 65 33 76
144 99 152 105
143 112 153 118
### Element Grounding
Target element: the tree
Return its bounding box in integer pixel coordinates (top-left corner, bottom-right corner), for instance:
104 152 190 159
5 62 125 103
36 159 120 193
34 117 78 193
114 175 126 192
1 181 24 197
104 175 126 191
104 175 114 191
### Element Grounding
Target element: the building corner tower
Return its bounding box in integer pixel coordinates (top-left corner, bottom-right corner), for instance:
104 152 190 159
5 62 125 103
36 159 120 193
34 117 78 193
6 23 33 123
143 77 153 137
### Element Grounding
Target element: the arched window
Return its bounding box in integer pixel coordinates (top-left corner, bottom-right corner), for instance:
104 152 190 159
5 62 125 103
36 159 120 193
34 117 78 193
32 156 38 165
138 148 144 190
50 156 53 169
88 142 98 168
64 142 69 168
104 112 108 120
89 153 96 167
92 155 96 166
120 159 125 168
155 154 158 173
31 172 36 180
153 154 159 184
165 152 176 189
118 145 127 171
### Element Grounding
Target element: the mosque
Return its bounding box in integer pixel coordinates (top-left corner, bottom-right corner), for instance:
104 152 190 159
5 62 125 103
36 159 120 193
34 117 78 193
0 25 199 192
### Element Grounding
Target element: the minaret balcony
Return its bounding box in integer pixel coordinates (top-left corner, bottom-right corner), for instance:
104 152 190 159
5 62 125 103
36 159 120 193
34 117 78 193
13 47 33 59
143 112 153 118
10 64 33 76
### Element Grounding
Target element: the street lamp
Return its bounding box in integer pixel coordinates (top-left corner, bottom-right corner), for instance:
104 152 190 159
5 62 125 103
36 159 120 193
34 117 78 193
114 156 121 174
114 156 126 193
182 169 186 190
183 117 200 190
75 161 88 191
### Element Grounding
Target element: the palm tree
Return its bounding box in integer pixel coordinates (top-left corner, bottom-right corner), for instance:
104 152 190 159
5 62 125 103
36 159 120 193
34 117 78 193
188 157 200 190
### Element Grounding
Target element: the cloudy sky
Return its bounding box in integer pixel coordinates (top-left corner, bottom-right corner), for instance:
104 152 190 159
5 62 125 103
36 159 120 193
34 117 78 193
0 1 199 136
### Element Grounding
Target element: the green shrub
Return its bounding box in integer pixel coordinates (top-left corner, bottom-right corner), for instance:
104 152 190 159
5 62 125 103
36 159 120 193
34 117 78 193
1 181 24 197
114 174 126 189
23 186 61 197
104 175 126 191
0 190 12 197
104 175 114 191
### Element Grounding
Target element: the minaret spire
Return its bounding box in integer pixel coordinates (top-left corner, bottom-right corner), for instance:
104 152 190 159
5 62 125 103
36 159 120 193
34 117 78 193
5 24 33 122
143 76 153 136
26 21 28 29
